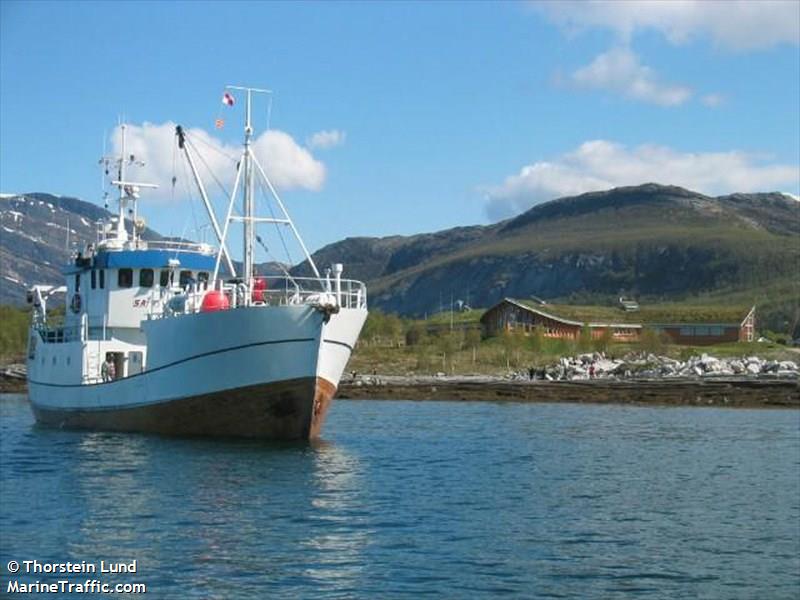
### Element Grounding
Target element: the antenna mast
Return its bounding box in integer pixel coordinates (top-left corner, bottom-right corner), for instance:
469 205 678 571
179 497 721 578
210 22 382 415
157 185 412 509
243 89 255 283
212 85 322 288
117 124 128 243
106 123 157 247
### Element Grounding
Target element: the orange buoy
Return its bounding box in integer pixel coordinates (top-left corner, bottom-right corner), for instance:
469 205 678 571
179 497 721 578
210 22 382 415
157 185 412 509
201 290 230 312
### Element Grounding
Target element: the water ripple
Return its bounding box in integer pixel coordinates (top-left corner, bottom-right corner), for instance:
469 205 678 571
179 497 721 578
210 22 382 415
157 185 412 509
2 395 799 598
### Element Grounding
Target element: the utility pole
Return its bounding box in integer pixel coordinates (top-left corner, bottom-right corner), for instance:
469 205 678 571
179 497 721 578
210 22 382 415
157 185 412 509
450 292 454 331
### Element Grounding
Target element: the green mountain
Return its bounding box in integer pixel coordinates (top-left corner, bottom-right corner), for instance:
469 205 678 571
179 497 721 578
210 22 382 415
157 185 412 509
293 184 799 332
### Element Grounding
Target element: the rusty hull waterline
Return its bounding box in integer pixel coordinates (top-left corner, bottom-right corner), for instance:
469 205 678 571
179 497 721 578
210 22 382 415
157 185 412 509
33 377 339 440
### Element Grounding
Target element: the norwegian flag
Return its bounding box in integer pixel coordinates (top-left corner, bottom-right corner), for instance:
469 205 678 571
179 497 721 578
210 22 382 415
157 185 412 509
222 92 235 106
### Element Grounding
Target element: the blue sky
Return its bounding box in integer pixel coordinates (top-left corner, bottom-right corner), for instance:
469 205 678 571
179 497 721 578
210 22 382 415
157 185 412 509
1 1 798 262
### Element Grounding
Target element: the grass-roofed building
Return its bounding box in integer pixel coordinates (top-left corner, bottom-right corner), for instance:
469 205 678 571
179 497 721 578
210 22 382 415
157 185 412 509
637 304 756 344
480 299 642 342
480 298 755 346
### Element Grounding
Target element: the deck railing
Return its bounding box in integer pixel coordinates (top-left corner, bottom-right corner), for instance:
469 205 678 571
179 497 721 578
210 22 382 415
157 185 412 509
139 240 215 254
147 275 367 319
94 224 215 255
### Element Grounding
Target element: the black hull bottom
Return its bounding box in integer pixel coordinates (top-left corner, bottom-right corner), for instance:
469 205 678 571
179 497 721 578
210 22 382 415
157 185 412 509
32 377 337 440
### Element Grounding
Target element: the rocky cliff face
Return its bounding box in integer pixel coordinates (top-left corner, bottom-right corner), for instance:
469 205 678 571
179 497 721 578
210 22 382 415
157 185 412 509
0 193 120 304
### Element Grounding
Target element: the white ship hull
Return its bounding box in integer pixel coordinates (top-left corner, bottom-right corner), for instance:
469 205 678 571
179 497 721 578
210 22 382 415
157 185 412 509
28 305 366 439
28 101 368 440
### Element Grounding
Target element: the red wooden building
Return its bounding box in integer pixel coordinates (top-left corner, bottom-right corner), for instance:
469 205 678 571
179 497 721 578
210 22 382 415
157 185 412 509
650 305 756 345
479 299 641 341
480 298 756 346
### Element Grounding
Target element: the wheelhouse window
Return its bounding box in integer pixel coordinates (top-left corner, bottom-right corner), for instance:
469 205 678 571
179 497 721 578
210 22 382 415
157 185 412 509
91 270 96 289
198 271 209 283
179 270 193 287
75 273 81 292
118 268 133 288
159 270 171 287
99 270 105 289
139 268 154 288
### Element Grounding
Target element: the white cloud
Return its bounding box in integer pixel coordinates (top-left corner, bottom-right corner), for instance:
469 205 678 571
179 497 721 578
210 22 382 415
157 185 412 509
484 140 800 220
701 93 725 107
251 130 326 190
111 122 325 200
307 129 346 149
571 47 692 106
534 0 800 51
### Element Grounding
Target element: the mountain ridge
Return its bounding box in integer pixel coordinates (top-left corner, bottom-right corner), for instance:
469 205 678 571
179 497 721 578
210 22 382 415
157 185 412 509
2 184 798 331
292 184 799 329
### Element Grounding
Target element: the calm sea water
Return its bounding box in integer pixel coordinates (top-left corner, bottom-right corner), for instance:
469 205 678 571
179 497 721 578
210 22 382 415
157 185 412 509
1 394 798 599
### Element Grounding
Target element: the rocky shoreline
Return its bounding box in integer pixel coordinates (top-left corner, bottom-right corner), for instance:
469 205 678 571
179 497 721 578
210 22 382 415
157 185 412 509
527 352 799 380
338 375 798 408
340 353 799 408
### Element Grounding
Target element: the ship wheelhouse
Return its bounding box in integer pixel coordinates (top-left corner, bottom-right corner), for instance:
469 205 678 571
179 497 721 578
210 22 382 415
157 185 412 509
30 242 216 385
72 247 216 330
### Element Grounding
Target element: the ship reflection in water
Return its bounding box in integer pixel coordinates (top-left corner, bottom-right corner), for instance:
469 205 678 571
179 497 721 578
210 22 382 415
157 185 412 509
58 428 369 597
2 395 799 598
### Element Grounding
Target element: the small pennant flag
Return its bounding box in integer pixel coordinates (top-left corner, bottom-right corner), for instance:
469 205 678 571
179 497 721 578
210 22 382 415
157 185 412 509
222 92 235 106
215 118 224 129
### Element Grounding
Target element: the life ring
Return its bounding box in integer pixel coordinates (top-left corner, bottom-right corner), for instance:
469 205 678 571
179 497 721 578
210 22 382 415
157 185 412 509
70 293 82 314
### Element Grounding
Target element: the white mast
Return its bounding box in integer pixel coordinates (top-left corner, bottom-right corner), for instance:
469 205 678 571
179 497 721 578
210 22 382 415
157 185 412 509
116 125 128 243
210 85 322 292
243 88 255 283
108 123 157 246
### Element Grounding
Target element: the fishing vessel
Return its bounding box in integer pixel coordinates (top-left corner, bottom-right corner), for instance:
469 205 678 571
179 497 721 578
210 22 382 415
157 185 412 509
26 86 367 439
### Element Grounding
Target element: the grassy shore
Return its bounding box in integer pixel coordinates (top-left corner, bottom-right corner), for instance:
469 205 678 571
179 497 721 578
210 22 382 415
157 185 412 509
348 336 798 377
